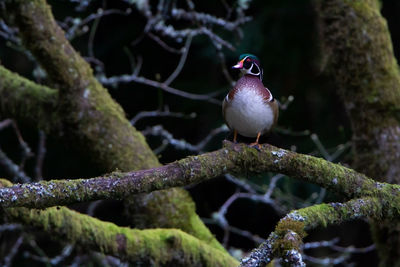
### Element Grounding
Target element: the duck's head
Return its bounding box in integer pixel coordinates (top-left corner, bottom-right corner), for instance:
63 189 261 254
232 53 263 80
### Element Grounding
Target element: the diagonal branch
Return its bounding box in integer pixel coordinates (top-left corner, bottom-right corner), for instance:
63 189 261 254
0 66 57 128
241 197 385 267
0 141 398 209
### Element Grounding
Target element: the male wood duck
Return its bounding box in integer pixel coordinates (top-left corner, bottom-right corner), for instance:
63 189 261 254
223 54 279 148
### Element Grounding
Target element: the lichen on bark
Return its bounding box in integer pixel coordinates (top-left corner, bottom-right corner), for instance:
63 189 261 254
317 0 400 264
0 178 237 266
2 0 224 254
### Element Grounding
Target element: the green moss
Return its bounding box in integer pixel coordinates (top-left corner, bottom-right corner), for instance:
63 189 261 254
125 188 226 253
4 2 222 255
275 219 306 239
0 178 12 187
273 219 306 255
0 66 58 130
4 205 238 266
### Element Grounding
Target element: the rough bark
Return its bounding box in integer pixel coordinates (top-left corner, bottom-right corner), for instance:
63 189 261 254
4 0 158 171
0 179 238 266
0 66 57 131
241 197 386 267
1 141 398 209
317 0 400 265
2 0 222 252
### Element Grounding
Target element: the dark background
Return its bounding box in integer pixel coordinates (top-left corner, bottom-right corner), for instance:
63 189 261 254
2 0 400 265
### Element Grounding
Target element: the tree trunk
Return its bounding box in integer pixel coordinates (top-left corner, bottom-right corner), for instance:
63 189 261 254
317 0 400 265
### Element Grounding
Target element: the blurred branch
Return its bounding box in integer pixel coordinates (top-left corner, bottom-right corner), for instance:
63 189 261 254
23 244 74 266
170 8 251 31
99 74 222 105
208 173 284 247
302 238 375 265
142 124 229 153
61 8 132 40
216 48 235 85
3 235 24 267
146 32 183 54
0 119 33 168
0 149 31 183
213 190 282 246
0 19 21 47
0 223 22 232
128 0 249 51
164 35 192 86
203 217 265 245
34 130 46 181
131 106 196 125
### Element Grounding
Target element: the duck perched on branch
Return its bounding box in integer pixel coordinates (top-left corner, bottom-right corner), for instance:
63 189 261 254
223 54 279 149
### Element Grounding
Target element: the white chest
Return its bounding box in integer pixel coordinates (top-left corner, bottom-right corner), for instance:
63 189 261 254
224 88 274 137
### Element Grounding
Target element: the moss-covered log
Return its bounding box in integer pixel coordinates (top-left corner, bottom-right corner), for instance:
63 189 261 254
317 0 400 264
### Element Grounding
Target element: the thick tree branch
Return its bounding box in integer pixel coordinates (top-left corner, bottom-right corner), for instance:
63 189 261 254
0 179 238 266
0 66 57 129
2 0 222 250
317 0 400 184
5 0 159 171
317 0 400 264
241 197 386 267
0 142 398 209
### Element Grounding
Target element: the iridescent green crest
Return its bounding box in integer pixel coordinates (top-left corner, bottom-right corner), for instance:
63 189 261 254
238 53 259 62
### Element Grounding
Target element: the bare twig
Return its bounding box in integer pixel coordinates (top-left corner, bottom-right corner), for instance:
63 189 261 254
302 254 348 265
279 95 294 110
24 242 74 265
275 127 310 137
63 8 131 40
3 235 24 267
0 223 22 232
0 149 31 183
164 35 192 85
171 8 251 31
142 124 229 152
99 74 221 105
34 130 46 181
224 174 257 194
0 119 33 166
147 32 183 54
203 217 265 244
264 174 284 199
131 107 196 125
216 49 234 86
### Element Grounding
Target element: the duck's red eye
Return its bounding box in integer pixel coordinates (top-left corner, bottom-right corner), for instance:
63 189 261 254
246 58 251 62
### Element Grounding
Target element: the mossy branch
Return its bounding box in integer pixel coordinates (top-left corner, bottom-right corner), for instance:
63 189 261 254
317 0 400 264
241 197 386 267
0 66 58 130
2 0 221 250
0 141 398 209
5 0 159 172
0 179 238 266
